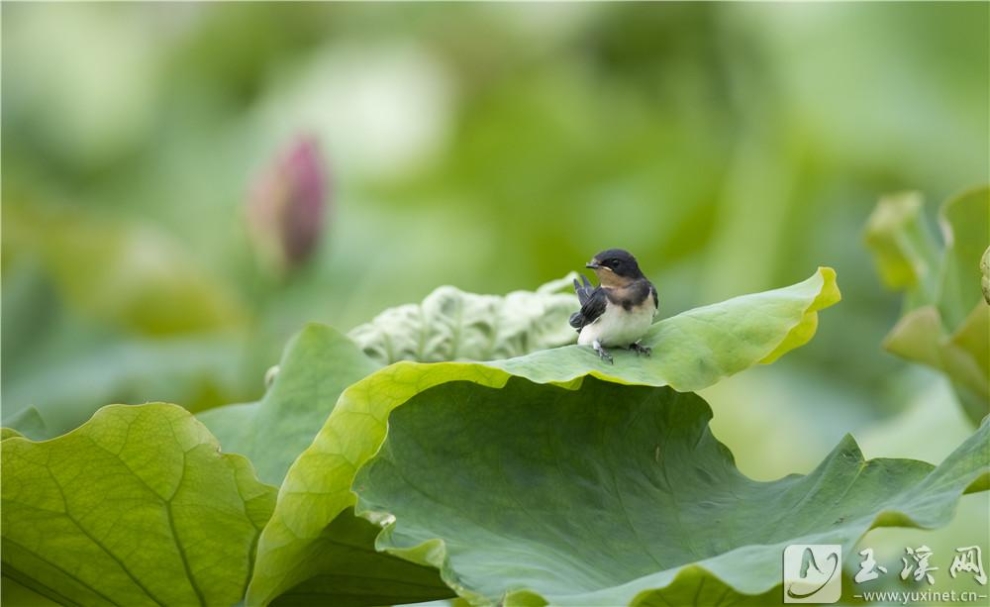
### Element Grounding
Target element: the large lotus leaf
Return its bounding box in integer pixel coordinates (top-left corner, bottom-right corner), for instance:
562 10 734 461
247 267 839 605
493 267 840 389
347 275 582 365
198 323 381 485
1 404 276 607
355 377 989 606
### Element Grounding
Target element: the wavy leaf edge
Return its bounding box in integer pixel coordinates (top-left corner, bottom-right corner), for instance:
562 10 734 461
357 415 988 606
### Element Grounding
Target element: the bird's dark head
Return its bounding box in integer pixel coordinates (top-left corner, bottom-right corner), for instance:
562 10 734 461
586 248 645 286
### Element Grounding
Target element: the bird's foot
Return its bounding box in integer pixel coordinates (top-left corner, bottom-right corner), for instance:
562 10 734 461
629 340 652 357
593 340 613 364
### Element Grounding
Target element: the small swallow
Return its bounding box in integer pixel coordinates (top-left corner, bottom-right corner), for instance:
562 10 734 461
569 249 658 363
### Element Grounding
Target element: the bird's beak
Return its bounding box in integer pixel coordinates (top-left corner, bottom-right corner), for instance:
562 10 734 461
586 260 601 270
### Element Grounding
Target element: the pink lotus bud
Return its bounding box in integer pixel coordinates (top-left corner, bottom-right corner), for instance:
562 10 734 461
246 136 328 275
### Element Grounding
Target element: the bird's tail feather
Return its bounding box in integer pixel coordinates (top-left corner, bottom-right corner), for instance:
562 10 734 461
572 275 594 305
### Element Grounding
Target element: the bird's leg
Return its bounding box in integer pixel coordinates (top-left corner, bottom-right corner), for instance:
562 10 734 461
593 339 613 364
629 340 652 357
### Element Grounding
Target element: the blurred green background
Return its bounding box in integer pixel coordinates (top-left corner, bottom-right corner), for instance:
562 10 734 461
2 4 987 594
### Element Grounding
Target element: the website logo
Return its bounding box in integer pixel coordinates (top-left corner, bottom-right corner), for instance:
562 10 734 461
783 544 842 604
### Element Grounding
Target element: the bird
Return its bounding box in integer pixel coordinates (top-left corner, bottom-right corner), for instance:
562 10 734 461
569 249 658 364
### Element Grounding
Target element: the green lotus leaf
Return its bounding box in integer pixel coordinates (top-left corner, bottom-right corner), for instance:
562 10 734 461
198 323 381 485
355 377 989 606
867 187 990 425
247 267 840 605
490 266 839 391
937 187 990 327
1 427 24 441
1 575 63 606
268 509 454 607
347 275 582 364
883 306 945 370
1 404 276 607
863 191 940 304
943 304 990 425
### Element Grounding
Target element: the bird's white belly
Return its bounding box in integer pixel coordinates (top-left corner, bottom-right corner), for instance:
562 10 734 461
577 303 654 347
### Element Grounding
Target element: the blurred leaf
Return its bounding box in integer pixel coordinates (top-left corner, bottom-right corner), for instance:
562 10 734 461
937 187 990 327
2 330 251 439
946 305 990 392
354 378 989 606
883 306 943 369
247 267 839 605
944 305 990 425
2 200 255 434
2 407 47 441
199 323 381 486
1 404 276 607
864 191 940 307
5 204 247 336
45 222 247 335
0 256 59 367
347 275 581 364
867 188 990 425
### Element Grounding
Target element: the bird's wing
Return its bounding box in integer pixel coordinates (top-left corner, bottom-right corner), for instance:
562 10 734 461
569 285 608 329
650 283 659 310
572 275 595 305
